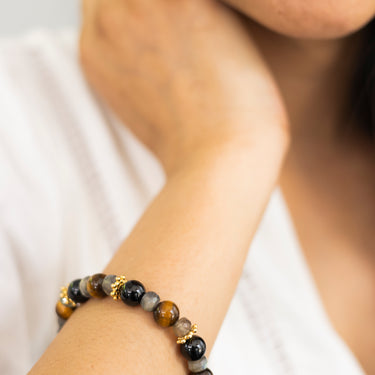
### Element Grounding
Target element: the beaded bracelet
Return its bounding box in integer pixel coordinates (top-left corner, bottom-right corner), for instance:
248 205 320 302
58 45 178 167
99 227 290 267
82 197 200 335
56 273 213 375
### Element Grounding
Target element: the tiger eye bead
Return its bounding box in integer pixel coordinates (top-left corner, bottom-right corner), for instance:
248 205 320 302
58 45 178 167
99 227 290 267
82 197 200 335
87 273 107 298
188 370 213 375
153 301 180 327
67 279 90 303
56 300 74 320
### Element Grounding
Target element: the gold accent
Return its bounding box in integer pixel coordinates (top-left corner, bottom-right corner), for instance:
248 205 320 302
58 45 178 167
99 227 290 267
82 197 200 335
59 285 77 308
110 275 127 300
177 324 198 344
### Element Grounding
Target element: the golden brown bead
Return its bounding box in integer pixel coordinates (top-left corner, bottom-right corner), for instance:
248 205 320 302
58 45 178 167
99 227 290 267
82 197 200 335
153 301 180 328
87 273 107 298
55 300 74 320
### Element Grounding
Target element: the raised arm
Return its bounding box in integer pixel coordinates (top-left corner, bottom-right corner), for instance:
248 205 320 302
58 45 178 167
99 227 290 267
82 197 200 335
29 1 289 373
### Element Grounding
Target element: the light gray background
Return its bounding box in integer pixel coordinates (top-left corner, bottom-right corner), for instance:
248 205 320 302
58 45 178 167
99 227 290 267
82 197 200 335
0 0 79 35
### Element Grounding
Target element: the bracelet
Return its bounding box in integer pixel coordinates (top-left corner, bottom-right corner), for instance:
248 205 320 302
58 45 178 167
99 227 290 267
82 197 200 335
56 273 213 375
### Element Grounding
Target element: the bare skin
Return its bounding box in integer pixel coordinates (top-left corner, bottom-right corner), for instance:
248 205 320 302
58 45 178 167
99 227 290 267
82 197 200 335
28 0 375 374
246 18 375 373
281 140 375 374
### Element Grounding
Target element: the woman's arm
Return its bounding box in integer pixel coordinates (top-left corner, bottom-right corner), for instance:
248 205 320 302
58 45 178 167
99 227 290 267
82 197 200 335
30 134 287 375
29 0 289 373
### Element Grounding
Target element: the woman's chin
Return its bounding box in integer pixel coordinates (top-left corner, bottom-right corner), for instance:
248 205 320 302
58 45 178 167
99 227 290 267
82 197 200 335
223 0 375 40
258 12 375 40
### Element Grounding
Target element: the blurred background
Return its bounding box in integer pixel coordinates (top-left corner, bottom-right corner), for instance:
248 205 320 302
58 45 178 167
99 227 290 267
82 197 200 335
0 0 79 36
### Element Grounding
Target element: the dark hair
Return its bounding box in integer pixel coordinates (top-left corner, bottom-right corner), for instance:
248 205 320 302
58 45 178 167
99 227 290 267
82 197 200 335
350 18 375 139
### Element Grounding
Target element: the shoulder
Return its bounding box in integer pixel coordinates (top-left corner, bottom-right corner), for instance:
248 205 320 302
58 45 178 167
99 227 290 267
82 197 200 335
0 28 165 374
0 28 90 213
0 28 164 254
0 28 112 260
0 29 95 258
0 29 89 155
0 28 79 73
0 28 80 95
0 28 88 126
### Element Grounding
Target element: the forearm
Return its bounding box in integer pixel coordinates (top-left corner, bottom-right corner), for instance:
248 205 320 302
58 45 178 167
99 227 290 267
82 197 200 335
29 134 287 374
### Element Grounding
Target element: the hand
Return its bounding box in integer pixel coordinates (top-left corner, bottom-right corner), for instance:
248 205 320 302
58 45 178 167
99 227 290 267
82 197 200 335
80 0 289 175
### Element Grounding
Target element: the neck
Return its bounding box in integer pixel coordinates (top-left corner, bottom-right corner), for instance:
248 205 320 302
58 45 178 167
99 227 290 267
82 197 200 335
246 20 365 145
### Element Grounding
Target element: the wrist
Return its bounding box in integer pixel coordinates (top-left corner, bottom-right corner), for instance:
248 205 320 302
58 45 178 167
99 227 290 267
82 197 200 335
164 127 289 180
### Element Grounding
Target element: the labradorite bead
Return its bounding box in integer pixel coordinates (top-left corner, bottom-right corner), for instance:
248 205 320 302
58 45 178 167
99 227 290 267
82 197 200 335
188 369 212 375
153 301 180 327
120 280 146 306
181 336 206 361
187 356 208 372
67 279 90 303
79 276 91 298
140 291 160 312
87 273 107 298
102 274 117 296
173 317 192 337
56 300 74 320
57 316 67 332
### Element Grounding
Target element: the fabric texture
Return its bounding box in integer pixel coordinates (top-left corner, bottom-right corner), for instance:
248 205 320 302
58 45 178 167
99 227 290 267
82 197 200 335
0 29 366 375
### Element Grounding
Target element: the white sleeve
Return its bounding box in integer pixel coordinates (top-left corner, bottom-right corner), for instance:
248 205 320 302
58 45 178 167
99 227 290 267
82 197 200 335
0 28 164 374
0 229 31 374
0 34 64 374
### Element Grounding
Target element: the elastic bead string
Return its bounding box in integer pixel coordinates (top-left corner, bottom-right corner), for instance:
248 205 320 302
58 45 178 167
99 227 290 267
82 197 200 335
56 274 213 375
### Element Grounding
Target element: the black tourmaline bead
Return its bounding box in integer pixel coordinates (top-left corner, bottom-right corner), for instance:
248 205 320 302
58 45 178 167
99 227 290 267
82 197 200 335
189 370 213 375
120 280 146 306
68 279 90 303
181 335 206 361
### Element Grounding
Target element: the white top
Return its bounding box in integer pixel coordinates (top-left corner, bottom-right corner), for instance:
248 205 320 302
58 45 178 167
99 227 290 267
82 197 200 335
0 29 366 375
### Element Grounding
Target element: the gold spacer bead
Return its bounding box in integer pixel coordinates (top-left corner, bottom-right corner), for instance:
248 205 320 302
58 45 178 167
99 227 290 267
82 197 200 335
110 275 127 300
177 324 198 344
58 285 77 308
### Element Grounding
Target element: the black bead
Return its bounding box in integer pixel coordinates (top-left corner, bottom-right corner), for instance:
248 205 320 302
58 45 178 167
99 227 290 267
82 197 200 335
181 335 206 361
67 279 90 303
120 280 146 306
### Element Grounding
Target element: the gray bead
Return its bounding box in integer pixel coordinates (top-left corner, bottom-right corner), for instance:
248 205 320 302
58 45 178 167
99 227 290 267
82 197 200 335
79 276 91 298
102 274 117 296
57 316 67 332
188 356 208 372
173 317 192 337
140 291 160 312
